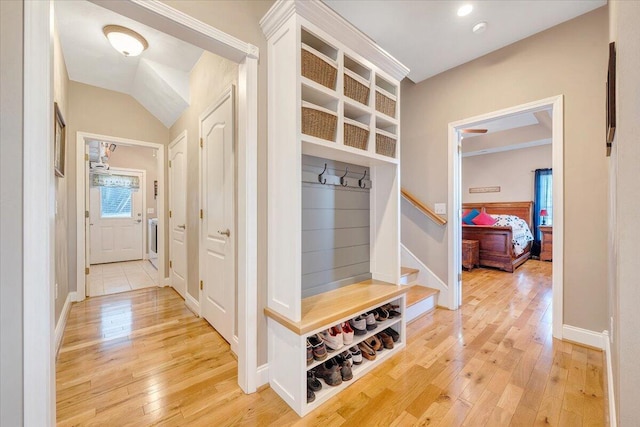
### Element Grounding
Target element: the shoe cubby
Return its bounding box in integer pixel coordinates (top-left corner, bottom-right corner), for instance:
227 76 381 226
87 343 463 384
262 0 410 418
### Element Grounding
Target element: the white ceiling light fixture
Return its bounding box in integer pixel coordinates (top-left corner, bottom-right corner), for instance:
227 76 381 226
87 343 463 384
457 4 473 17
103 25 148 57
472 21 488 34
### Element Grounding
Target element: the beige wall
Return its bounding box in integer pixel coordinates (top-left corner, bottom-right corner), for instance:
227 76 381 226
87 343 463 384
0 0 24 423
168 51 238 300
401 8 609 332
161 0 274 365
54 22 70 323
67 82 170 296
106 144 160 254
609 1 640 423
462 145 552 204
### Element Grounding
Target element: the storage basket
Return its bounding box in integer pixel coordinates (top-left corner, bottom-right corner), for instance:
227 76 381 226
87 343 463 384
375 129 397 158
375 87 397 118
343 118 369 151
301 43 337 90
302 101 337 142
344 69 370 105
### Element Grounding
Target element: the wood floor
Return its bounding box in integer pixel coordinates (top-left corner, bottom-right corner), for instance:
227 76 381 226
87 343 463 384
57 260 605 426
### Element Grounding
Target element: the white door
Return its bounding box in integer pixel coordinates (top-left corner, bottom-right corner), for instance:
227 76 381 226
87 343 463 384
90 170 144 264
200 88 235 346
169 132 187 299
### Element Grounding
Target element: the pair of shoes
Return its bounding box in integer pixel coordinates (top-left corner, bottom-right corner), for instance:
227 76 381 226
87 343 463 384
358 341 376 360
374 307 390 321
349 316 368 335
315 358 342 386
335 353 353 381
363 334 382 351
308 334 327 361
306 340 313 365
377 331 394 349
320 325 343 352
381 303 402 318
383 327 400 342
349 346 363 365
308 371 322 391
341 322 354 345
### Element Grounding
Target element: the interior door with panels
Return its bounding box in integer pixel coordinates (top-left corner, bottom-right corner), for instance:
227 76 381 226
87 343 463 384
169 132 188 298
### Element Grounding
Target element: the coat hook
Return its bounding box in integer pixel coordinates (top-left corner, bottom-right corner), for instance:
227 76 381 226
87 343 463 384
358 170 368 189
340 167 349 187
318 163 327 184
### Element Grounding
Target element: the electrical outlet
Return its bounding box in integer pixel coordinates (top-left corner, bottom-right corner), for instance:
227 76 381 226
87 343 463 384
147 208 154 214
435 203 446 215
55 283 58 300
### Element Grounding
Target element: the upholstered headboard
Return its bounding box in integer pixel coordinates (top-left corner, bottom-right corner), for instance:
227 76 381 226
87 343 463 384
462 201 534 230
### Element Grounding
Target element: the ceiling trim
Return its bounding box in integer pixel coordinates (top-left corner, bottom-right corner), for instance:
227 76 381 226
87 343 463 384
260 0 410 81
91 0 259 61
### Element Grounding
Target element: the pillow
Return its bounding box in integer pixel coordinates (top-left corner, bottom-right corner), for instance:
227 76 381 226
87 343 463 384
462 208 480 225
461 209 470 218
472 211 497 226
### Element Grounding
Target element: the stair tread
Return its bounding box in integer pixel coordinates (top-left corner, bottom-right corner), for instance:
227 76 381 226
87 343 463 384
401 267 419 278
407 285 439 307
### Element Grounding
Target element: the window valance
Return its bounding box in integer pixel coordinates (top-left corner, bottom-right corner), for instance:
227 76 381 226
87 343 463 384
91 173 140 190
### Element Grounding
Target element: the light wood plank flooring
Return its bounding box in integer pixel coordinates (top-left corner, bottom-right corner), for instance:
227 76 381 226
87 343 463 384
57 260 605 426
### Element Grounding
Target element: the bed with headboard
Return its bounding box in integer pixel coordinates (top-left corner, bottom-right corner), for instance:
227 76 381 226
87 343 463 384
461 201 534 273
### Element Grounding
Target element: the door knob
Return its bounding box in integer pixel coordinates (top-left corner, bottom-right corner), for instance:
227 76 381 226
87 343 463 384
177 224 186 229
217 228 231 237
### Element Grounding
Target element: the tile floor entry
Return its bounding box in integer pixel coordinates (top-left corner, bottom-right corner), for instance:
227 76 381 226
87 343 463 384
88 259 158 297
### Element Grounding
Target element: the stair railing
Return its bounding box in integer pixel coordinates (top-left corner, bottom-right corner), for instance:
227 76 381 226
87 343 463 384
401 188 447 226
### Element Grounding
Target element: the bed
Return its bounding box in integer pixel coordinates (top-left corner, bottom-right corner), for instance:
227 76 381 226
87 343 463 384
461 201 534 273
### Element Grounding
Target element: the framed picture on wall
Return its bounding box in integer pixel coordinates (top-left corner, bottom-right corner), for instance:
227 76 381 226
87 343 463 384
606 41 616 157
54 102 66 177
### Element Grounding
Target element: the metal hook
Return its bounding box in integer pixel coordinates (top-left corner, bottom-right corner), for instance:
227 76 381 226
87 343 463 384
358 170 368 189
318 163 327 184
340 167 349 187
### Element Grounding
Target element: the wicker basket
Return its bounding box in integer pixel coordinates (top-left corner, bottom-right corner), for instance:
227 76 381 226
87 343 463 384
375 129 397 158
301 43 337 90
302 101 337 142
344 69 370 105
344 118 369 151
375 87 397 118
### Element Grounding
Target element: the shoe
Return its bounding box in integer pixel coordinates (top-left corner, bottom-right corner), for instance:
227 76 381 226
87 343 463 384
377 331 394 349
335 354 353 381
349 346 363 365
381 304 402 318
349 316 367 335
341 322 354 345
308 334 328 361
358 342 376 361
384 327 400 342
375 307 390 322
364 334 382 351
339 350 353 367
315 358 343 386
307 387 316 403
306 340 313 365
307 370 322 392
320 327 343 352
364 312 377 330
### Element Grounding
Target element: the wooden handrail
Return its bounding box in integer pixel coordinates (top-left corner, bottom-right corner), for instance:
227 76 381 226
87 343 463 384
401 188 447 226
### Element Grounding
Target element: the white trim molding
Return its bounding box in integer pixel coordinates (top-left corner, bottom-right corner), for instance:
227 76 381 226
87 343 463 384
448 95 564 338
401 243 448 294
184 292 200 317
256 363 269 388
562 325 605 350
602 330 617 427
55 292 78 356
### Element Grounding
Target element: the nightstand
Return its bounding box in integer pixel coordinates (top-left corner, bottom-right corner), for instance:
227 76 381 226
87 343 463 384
540 226 553 261
462 239 479 271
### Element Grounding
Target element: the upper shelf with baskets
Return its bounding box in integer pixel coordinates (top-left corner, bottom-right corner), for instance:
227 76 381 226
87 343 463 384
299 26 400 164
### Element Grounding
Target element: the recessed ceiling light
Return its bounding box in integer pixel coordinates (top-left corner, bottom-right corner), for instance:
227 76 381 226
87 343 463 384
457 4 473 17
103 25 148 57
472 21 488 34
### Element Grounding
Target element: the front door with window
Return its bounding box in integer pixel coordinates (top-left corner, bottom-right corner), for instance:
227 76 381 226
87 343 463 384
90 170 144 264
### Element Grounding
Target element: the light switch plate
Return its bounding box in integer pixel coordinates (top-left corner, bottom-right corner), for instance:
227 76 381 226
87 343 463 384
147 208 154 214
435 203 446 215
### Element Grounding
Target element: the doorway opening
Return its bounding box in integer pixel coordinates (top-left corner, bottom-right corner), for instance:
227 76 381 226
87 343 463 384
448 95 564 339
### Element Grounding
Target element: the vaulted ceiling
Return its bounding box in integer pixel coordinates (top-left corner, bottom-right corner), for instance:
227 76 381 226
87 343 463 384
54 0 203 128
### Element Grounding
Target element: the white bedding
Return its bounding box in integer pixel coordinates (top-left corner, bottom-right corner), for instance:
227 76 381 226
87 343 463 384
491 215 534 256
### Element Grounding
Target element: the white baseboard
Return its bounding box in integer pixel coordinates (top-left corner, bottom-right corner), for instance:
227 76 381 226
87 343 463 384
406 295 436 323
401 243 448 298
163 277 171 287
562 324 605 350
185 292 200 316
602 330 617 427
55 291 78 356
257 363 269 388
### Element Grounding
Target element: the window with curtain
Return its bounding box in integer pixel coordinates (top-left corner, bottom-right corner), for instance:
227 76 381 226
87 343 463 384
533 168 552 241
